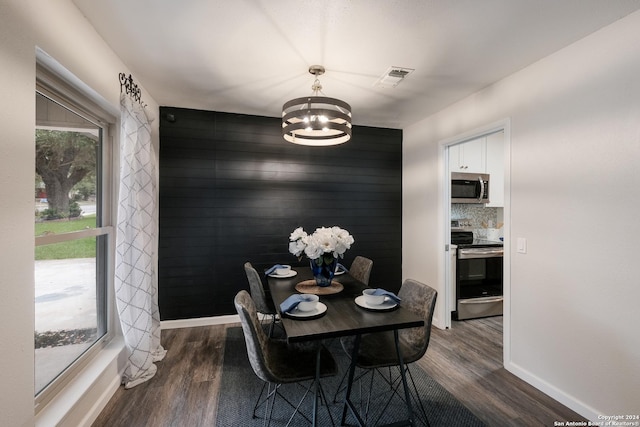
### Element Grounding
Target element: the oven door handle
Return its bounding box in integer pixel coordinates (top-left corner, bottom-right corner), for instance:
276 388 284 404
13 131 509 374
459 297 503 304
458 249 503 259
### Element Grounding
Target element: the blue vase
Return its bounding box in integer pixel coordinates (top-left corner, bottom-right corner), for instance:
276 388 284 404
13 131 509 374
310 256 337 287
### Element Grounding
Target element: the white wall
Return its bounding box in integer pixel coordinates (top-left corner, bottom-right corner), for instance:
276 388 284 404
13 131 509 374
0 1 158 425
403 10 640 420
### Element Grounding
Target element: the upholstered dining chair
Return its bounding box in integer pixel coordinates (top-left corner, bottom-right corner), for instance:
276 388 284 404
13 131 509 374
339 279 437 426
349 256 373 285
244 262 279 337
234 290 338 426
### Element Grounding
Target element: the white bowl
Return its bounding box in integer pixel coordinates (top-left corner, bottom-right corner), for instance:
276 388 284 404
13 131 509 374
362 289 385 306
297 294 319 312
275 265 291 276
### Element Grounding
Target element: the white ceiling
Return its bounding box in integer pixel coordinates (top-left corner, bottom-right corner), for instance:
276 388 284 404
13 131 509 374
73 0 640 129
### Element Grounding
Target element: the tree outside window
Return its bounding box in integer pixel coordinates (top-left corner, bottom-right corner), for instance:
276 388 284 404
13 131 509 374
36 129 97 219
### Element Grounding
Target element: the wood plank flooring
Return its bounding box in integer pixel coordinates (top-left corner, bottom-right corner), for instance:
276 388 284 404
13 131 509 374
92 317 586 426
417 317 586 426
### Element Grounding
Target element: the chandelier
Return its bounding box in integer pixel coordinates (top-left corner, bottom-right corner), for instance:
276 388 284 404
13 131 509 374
282 65 352 146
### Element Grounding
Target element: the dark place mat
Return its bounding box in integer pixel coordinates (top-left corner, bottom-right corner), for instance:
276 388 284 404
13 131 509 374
216 327 485 426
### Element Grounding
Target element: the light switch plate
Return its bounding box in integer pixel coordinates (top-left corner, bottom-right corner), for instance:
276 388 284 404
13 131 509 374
517 237 527 254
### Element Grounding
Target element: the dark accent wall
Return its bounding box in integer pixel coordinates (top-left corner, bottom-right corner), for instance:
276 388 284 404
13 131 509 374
158 107 402 320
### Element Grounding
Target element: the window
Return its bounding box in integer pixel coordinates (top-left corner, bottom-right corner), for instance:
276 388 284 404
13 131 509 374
34 64 114 404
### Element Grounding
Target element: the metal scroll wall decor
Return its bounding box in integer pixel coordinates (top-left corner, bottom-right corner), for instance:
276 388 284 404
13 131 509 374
119 72 145 106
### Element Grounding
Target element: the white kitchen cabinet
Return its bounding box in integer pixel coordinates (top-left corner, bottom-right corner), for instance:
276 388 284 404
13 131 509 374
449 131 504 207
449 136 486 173
485 131 504 207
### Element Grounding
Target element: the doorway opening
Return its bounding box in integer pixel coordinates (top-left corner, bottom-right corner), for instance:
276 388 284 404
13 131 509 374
441 119 510 364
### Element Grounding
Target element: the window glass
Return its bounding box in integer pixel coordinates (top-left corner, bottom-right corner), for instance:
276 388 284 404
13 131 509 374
34 91 108 396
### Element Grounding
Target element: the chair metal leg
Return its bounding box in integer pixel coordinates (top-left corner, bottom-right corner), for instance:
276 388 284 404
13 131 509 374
332 368 348 403
254 381 316 426
406 366 431 427
267 314 275 338
265 382 276 427
370 367 405 426
258 312 280 338
283 378 337 427
285 382 313 426
254 377 338 427
254 381 314 420
317 377 336 427
341 334 366 427
368 364 433 426
332 363 368 404
252 381 268 418
313 347 320 425
385 366 394 390
394 329 415 425
363 366 375 423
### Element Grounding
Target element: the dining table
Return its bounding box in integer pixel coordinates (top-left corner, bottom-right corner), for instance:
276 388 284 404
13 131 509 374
267 267 424 427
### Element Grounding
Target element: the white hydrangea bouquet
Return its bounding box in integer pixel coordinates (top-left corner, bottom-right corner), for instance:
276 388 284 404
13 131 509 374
289 226 354 286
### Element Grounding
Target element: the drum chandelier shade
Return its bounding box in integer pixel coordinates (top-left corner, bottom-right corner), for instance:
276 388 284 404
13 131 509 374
282 65 352 146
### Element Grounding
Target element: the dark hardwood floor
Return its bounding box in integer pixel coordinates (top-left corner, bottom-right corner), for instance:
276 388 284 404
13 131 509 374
92 317 585 426
417 317 586 426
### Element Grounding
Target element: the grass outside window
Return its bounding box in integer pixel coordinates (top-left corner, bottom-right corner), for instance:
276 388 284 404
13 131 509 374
35 215 96 260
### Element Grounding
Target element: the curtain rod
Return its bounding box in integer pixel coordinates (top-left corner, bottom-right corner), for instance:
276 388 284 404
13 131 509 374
119 72 146 106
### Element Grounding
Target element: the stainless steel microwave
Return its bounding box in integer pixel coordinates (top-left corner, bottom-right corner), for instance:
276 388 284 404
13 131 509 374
451 172 490 204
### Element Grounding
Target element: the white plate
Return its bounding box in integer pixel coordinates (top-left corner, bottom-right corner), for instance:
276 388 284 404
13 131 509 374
355 295 398 311
334 270 346 276
268 270 298 278
286 302 327 318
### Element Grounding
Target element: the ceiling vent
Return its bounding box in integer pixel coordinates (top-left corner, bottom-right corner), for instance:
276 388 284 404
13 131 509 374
374 66 414 88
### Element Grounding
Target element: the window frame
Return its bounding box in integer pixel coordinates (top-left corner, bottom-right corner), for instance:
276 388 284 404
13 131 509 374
34 62 117 411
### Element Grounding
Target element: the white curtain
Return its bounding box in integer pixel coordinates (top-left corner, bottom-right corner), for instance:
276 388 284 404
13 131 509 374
115 94 166 389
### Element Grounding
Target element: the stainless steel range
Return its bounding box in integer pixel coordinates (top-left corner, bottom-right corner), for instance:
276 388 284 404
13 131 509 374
452 230 503 320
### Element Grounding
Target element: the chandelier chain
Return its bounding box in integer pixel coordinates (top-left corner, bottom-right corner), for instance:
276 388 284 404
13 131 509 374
311 77 323 95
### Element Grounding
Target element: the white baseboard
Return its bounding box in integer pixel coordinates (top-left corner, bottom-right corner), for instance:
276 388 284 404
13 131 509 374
161 314 240 329
505 360 596 422
76 368 123 427
432 315 446 330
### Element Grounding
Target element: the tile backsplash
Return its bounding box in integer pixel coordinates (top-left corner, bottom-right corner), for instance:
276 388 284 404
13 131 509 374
452 204 504 239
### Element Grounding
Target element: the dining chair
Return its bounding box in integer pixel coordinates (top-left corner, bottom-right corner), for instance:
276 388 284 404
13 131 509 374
339 279 437 426
234 290 338 426
349 256 373 285
244 262 279 337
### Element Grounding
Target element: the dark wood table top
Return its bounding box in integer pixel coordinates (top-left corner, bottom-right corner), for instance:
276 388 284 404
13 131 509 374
268 268 424 343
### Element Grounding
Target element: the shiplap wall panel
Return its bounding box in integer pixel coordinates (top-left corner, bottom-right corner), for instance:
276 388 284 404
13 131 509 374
159 107 402 319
